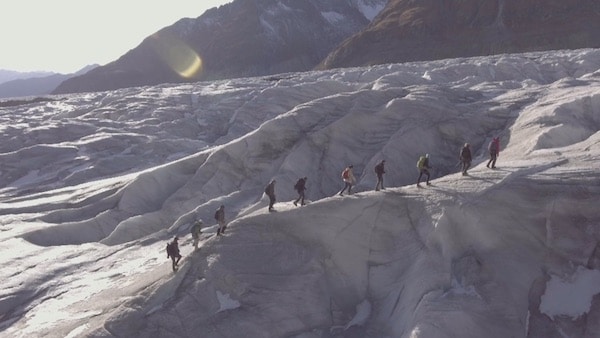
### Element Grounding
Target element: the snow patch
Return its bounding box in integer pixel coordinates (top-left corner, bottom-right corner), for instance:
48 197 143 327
216 291 241 312
443 278 482 298
321 11 345 25
540 266 600 320
65 324 89 338
344 299 371 329
356 1 386 21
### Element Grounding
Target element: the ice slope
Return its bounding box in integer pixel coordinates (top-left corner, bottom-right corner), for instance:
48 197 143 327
0 48 599 337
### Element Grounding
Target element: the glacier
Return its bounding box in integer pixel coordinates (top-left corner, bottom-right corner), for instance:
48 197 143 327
0 48 599 338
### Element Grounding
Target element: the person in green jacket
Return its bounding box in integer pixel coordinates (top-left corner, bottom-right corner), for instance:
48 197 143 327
416 154 431 187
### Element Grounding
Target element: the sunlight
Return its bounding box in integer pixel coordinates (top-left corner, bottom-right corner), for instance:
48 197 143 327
149 32 203 79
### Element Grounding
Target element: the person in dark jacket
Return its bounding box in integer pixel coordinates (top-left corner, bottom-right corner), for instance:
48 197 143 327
487 137 500 169
265 179 276 211
167 236 182 271
374 160 386 191
459 143 472 175
215 205 226 236
293 177 307 206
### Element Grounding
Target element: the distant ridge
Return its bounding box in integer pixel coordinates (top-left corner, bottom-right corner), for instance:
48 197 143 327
0 70 55 85
52 0 600 95
52 0 386 95
318 0 600 69
0 65 98 99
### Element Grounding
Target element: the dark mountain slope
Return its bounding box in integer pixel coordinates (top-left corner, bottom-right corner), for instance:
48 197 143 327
318 0 600 69
53 0 386 94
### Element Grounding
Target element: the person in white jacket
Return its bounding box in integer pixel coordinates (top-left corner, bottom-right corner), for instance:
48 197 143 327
190 219 202 249
339 165 356 196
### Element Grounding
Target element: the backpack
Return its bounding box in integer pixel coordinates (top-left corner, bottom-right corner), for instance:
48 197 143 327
417 156 426 169
460 147 470 159
342 169 350 179
294 178 304 191
214 210 220 221
489 139 499 152
191 221 201 238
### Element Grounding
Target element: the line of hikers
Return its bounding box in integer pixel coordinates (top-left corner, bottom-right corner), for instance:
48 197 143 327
459 136 500 176
166 204 228 271
167 137 501 270
268 136 502 208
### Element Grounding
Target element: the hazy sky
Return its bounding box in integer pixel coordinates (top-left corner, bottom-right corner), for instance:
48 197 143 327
0 0 232 74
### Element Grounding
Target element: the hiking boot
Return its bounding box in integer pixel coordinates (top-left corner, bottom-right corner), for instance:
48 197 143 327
427 182 432 185
293 201 297 206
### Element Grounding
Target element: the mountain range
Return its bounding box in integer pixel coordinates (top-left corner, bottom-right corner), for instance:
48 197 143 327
0 70 55 84
319 0 600 69
0 65 97 99
53 0 600 95
52 0 387 95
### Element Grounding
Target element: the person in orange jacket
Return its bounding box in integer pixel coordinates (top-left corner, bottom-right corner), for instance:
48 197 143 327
339 165 356 196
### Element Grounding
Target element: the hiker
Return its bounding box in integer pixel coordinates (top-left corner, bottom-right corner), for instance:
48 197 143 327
416 154 431 187
459 143 472 175
487 137 500 169
293 177 307 206
265 179 276 211
374 160 385 191
215 205 226 235
166 236 182 271
190 219 203 250
339 165 356 196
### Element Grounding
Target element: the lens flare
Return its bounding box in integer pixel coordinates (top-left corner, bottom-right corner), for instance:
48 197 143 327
149 33 202 79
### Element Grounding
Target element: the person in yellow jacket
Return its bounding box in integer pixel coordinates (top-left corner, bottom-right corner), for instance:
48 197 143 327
416 154 431 187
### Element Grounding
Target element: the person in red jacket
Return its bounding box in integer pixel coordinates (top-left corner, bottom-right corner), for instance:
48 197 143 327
487 137 500 169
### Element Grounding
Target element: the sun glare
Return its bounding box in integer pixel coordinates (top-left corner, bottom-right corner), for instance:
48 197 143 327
149 33 203 79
